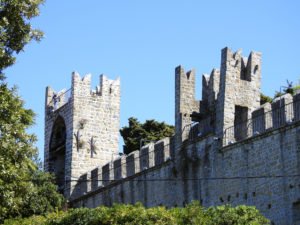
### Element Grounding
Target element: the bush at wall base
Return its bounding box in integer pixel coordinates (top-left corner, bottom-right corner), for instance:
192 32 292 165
3 202 269 225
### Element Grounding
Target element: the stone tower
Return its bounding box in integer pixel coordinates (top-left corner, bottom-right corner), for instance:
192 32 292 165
215 48 262 140
175 66 200 146
174 47 261 146
44 72 120 198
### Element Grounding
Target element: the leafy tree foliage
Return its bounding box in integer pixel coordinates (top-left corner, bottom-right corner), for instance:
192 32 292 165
0 0 44 78
4 202 270 225
260 93 272 105
120 117 175 155
0 83 64 223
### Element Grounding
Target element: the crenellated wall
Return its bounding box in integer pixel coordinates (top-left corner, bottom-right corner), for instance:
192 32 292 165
46 47 300 224
223 93 297 145
175 66 200 148
202 68 220 113
71 93 300 224
71 137 174 200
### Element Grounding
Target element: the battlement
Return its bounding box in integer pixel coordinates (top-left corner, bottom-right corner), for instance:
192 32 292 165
45 73 120 113
176 47 262 145
72 72 120 98
221 47 261 82
220 92 300 145
61 49 300 224
201 68 220 113
72 137 173 198
175 66 199 114
45 87 72 111
98 74 120 97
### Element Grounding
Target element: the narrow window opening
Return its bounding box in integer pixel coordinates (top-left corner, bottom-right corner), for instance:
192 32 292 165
234 105 249 141
254 65 259 74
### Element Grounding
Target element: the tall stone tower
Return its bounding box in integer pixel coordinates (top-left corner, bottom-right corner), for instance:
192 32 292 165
44 72 120 198
174 47 261 147
175 66 200 146
215 48 262 140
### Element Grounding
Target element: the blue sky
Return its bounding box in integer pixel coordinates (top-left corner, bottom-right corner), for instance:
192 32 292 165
5 0 300 159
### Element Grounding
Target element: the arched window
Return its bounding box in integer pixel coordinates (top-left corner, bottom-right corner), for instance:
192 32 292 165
49 116 66 193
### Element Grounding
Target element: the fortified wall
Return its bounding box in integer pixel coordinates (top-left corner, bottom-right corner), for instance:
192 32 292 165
44 73 120 198
45 47 300 224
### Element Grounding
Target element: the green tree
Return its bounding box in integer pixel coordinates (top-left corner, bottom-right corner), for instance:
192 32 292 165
260 93 272 105
120 117 175 155
0 0 44 79
0 83 64 223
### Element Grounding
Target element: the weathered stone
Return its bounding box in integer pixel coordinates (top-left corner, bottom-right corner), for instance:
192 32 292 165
45 47 300 224
44 73 120 199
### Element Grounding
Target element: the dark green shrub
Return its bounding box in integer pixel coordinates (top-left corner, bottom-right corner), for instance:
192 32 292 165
4 202 270 225
205 204 269 225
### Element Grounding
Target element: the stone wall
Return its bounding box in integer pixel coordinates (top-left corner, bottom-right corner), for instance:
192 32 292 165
44 87 73 195
70 137 174 203
44 72 120 198
70 91 300 224
71 118 300 225
47 47 300 224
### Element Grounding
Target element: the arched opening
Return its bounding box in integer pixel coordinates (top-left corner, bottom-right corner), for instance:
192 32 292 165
49 116 66 194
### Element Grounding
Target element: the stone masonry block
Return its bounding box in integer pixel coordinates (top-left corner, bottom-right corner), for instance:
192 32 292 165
114 156 126 180
293 93 300 121
154 138 170 166
271 93 293 128
102 162 114 186
252 102 272 134
126 151 140 177
91 167 99 191
139 143 155 171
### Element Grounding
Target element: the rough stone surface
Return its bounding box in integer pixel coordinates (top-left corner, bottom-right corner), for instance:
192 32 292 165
44 72 120 198
45 48 300 224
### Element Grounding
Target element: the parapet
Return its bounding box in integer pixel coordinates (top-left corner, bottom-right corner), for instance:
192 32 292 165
221 47 262 82
223 92 300 146
45 72 120 113
175 66 199 114
76 137 174 197
126 150 140 176
45 86 71 112
113 156 127 181
98 74 120 97
252 102 272 134
72 72 92 97
72 72 120 98
201 69 220 113
140 143 155 171
271 94 293 128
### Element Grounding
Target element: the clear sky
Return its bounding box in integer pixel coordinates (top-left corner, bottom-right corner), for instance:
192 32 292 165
4 0 300 160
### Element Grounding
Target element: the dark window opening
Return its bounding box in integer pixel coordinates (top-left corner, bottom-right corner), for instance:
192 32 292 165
293 201 300 224
234 106 248 141
49 116 66 194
